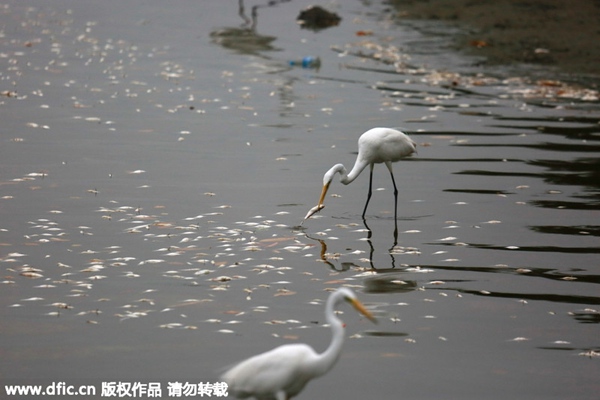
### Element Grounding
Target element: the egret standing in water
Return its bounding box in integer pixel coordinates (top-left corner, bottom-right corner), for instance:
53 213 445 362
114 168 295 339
304 127 417 221
220 287 376 400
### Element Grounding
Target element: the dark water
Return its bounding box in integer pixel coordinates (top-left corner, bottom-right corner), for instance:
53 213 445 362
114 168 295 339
1 1 598 399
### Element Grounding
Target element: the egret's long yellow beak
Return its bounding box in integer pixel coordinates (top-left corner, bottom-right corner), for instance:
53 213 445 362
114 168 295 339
350 298 377 324
303 182 331 220
317 181 330 207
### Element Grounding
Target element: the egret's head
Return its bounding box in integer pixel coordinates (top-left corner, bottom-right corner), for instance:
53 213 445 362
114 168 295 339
304 164 345 221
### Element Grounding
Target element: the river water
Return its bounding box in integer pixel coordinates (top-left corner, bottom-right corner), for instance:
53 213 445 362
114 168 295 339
1 1 598 399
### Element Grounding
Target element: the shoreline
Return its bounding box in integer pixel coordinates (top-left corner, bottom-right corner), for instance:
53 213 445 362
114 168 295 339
386 0 600 86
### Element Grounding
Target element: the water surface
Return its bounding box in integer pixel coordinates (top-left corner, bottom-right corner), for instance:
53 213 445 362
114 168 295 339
1 1 598 399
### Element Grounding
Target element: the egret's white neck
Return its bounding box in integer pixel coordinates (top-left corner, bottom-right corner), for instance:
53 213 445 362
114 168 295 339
311 295 346 377
324 159 369 186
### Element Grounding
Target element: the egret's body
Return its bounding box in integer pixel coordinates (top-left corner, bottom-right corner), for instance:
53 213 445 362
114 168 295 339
220 288 376 400
304 127 416 220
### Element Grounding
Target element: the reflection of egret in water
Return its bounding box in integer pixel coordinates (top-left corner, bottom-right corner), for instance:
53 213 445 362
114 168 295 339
301 217 412 271
303 231 352 271
362 273 417 295
362 217 400 271
210 0 291 56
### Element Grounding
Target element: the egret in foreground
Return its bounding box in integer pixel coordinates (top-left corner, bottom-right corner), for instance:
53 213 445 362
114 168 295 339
220 287 377 400
304 127 417 221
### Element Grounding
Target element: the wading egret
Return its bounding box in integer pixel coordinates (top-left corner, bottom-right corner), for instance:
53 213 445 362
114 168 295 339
304 127 417 221
220 287 376 400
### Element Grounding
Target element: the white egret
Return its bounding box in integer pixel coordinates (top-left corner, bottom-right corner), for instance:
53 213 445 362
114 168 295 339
220 287 377 400
304 127 417 220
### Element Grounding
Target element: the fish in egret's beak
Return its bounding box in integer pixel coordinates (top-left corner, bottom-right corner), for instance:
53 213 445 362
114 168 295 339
303 204 324 221
303 182 331 221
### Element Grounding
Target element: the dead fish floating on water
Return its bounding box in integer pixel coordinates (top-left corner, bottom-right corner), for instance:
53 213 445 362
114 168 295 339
19 271 44 278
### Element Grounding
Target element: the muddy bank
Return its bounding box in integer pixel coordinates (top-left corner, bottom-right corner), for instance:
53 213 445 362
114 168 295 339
386 0 600 83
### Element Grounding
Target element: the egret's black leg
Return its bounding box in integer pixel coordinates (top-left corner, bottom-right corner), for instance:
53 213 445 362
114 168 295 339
389 170 399 220
362 165 374 218
387 163 399 239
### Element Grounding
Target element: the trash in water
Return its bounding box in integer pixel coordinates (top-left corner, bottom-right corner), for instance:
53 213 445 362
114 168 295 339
297 6 341 30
